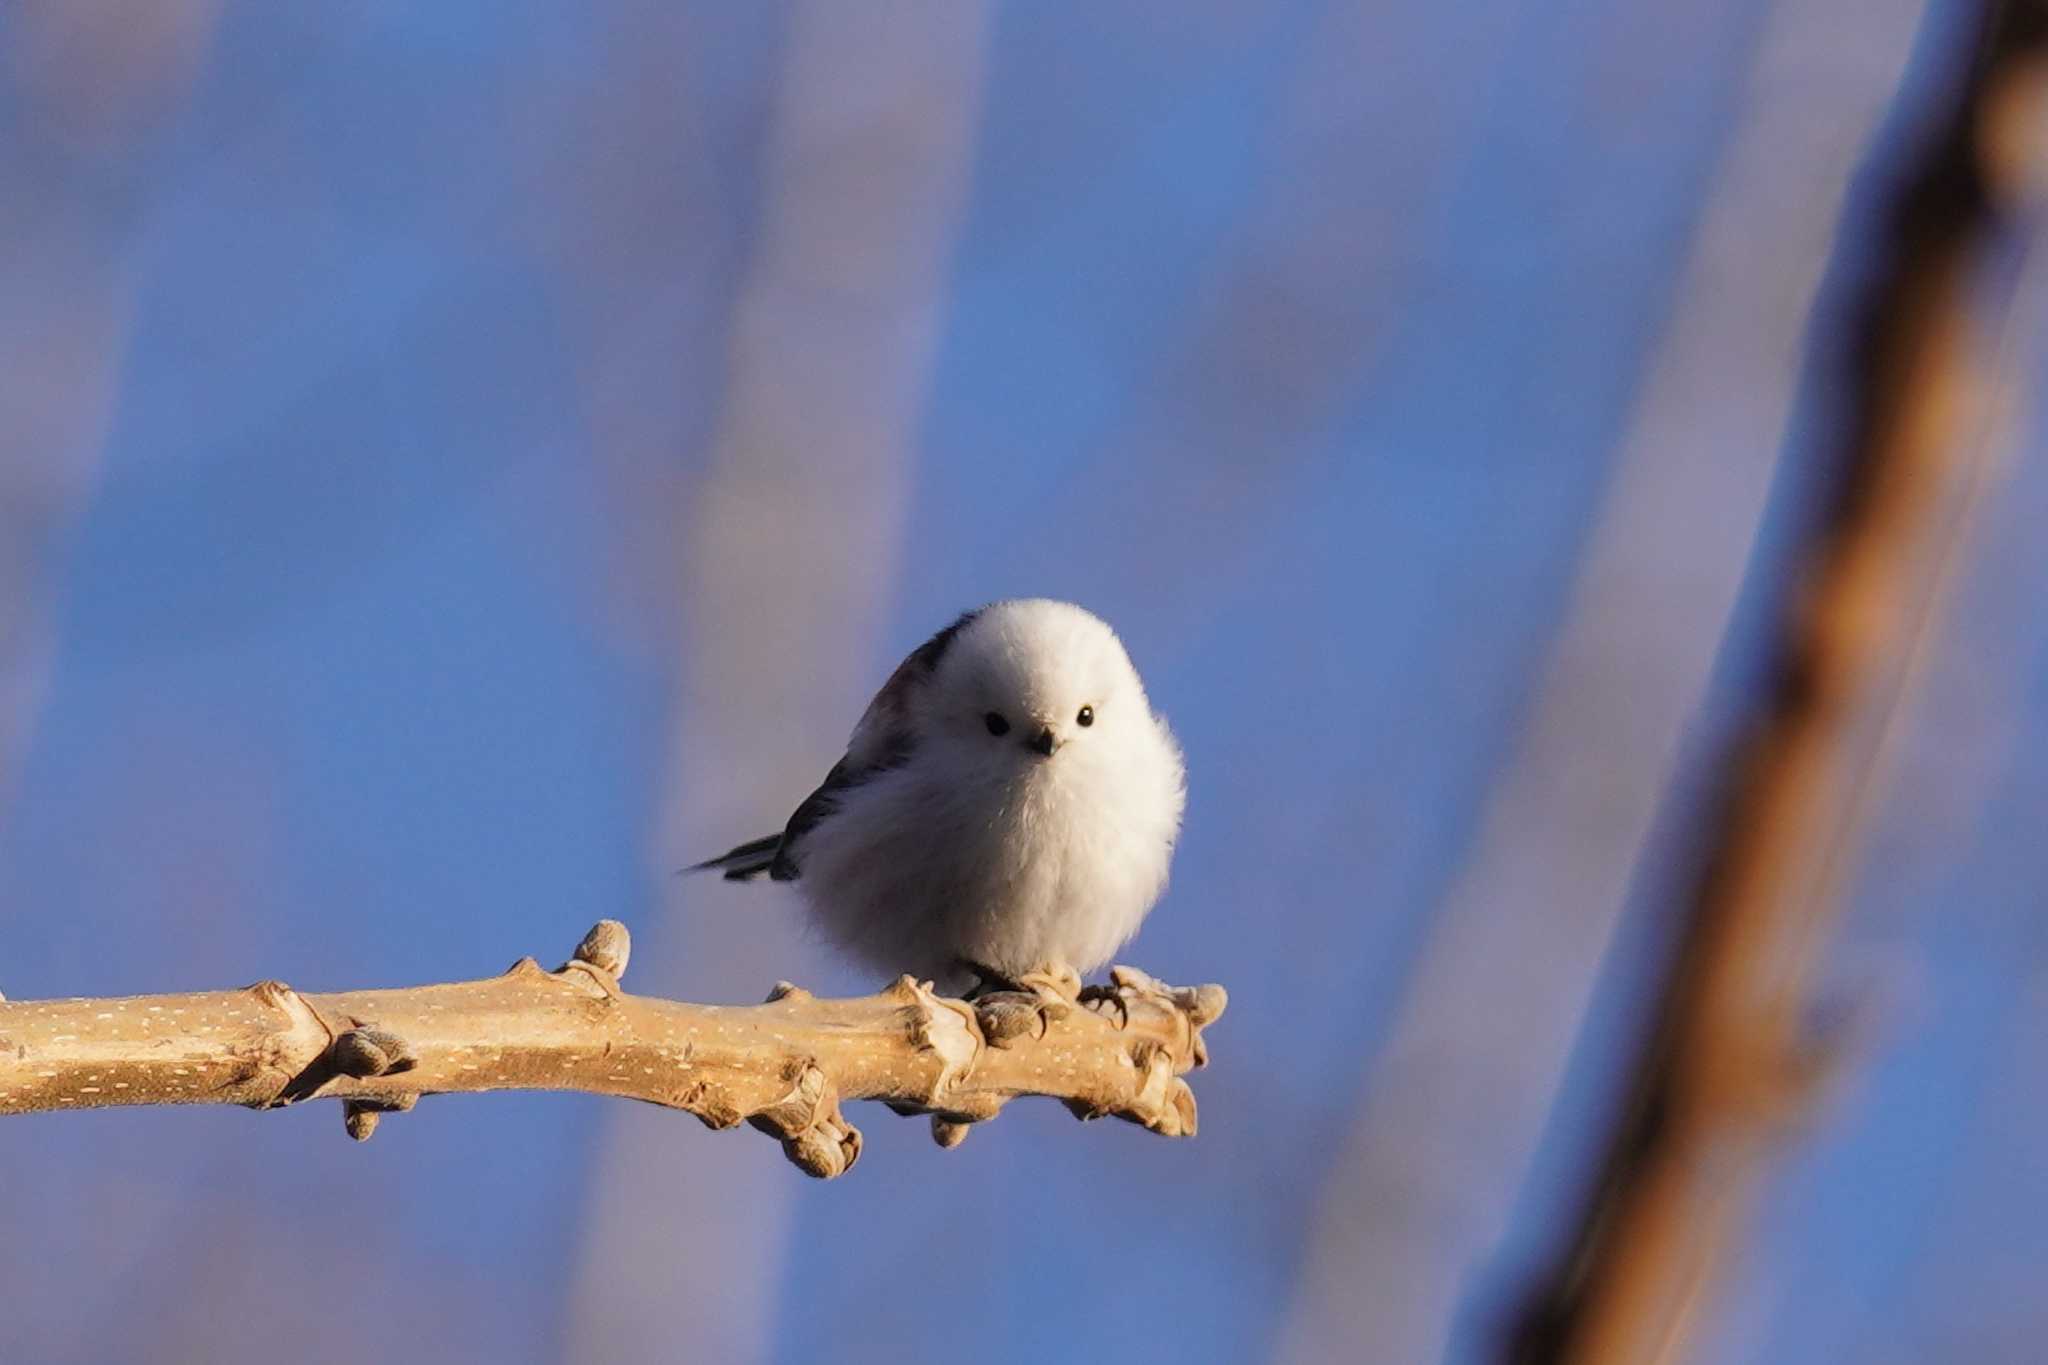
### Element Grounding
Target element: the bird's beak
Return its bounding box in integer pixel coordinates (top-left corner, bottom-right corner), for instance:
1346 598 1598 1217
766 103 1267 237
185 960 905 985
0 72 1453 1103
1026 726 1059 757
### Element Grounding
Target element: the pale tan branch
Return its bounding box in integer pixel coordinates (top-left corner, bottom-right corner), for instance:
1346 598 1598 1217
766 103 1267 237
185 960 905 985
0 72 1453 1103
0 921 1226 1179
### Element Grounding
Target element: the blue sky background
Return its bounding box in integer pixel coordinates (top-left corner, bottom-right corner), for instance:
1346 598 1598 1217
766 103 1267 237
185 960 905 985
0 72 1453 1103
1 2 2041 1362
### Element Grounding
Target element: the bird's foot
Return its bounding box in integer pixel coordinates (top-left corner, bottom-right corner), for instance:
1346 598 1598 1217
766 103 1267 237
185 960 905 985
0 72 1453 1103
959 961 1025 999
962 960 1079 1047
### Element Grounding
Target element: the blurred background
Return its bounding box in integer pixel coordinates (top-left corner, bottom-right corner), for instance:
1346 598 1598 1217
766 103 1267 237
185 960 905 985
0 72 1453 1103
1 1 2043 1362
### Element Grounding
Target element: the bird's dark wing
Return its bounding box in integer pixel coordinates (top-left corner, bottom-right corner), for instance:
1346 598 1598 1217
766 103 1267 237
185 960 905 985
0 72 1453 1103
839 607 978 771
689 608 982 883
765 754 886 879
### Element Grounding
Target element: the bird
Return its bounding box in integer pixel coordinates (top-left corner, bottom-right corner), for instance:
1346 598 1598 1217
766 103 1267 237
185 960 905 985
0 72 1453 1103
691 599 1185 993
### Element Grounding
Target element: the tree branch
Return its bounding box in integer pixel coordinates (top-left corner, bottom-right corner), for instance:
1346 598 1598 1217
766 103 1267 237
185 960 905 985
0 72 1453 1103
0 920 1226 1178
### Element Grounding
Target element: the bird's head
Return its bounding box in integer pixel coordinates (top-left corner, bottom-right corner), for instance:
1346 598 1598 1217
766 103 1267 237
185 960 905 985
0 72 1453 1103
918 598 1152 778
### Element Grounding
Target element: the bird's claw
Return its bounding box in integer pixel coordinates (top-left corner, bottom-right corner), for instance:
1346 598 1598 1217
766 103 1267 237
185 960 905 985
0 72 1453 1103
974 990 1056 1047
971 963 1080 1048
1077 982 1131 1029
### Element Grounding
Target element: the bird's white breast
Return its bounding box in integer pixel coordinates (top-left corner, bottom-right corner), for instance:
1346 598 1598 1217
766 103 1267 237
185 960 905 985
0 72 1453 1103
796 718 1183 988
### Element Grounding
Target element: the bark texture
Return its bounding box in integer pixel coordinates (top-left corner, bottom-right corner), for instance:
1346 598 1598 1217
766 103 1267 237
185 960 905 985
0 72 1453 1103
0 920 1225 1178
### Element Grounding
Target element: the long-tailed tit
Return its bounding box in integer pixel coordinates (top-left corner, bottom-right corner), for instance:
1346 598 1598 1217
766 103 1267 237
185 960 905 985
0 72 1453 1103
692 599 1185 991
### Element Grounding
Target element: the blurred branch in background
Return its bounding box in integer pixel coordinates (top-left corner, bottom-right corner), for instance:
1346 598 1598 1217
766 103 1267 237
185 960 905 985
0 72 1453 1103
0 0 223 820
565 3 989 1358
1516 2 2048 1361
0 919 1225 1176
1273 3 1927 1360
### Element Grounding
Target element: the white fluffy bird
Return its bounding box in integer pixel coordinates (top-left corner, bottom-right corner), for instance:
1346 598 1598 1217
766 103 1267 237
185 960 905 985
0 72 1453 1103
693 599 1185 991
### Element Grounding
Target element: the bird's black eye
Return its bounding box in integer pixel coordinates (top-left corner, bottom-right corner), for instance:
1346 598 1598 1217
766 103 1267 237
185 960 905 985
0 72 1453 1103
983 712 1010 737
1076 705 1094 728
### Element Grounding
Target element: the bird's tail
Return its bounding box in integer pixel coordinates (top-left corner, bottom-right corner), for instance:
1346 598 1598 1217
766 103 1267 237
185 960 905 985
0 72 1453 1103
687 834 784 881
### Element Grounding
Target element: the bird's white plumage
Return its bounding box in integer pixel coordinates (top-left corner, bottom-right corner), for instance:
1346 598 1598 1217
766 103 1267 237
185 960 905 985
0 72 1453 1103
701 600 1185 990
